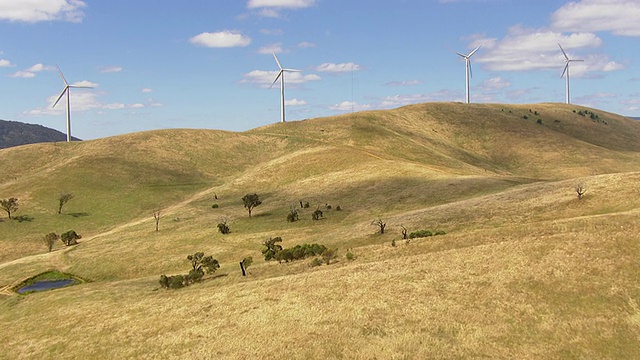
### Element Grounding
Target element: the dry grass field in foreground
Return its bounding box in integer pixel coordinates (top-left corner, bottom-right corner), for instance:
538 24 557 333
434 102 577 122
1 103 639 359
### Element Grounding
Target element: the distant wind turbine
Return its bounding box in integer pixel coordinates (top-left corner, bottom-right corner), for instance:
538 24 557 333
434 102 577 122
455 45 481 104
270 53 301 123
52 65 93 142
558 43 583 105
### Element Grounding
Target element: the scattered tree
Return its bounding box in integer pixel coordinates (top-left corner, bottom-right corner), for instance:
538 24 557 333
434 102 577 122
242 193 262 218
1 197 18 220
312 208 323 221
240 256 253 276
60 230 81 246
576 182 586 200
372 219 386 234
43 232 59 252
287 206 300 222
217 218 230 234
153 209 161 231
400 225 408 239
322 248 338 265
262 237 283 261
187 252 220 276
57 192 74 214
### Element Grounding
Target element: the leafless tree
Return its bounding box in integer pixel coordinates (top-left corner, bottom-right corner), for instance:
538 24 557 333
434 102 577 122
576 182 586 200
153 209 161 231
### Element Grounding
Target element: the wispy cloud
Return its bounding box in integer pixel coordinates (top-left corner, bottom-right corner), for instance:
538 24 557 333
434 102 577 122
247 0 316 9
100 66 122 73
258 43 284 54
0 59 13 67
385 80 421 87
477 77 511 91
190 30 251 48
285 98 307 106
297 41 316 48
0 0 86 23
315 62 361 73
141 88 153 93
329 101 371 112
27 86 147 116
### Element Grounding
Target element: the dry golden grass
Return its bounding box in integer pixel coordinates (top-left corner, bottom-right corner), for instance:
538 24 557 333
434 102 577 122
1 103 640 359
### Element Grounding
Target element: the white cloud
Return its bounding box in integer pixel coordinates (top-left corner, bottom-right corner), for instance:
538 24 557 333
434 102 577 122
329 101 371 112
72 80 97 88
247 0 316 9
315 62 361 73
130 103 145 109
0 0 86 23
0 59 12 67
258 43 283 54
27 86 148 116
100 66 122 73
10 63 53 78
385 80 421 87
141 88 153 93
551 0 640 37
285 99 307 106
379 90 460 107
241 69 321 87
190 31 251 48
260 28 284 36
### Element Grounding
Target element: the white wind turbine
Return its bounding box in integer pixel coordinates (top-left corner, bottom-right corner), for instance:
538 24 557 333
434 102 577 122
270 53 301 123
559 43 583 105
52 65 93 142
455 45 481 104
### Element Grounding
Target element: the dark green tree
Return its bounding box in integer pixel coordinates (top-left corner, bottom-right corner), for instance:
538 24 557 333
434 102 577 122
217 219 230 234
57 192 74 214
242 193 262 218
262 237 283 261
187 252 220 275
1 197 18 220
60 230 81 246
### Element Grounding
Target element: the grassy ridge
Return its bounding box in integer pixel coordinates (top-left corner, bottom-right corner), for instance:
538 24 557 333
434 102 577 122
1 102 640 358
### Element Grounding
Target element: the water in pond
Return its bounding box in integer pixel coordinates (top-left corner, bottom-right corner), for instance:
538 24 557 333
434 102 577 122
18 279 75 294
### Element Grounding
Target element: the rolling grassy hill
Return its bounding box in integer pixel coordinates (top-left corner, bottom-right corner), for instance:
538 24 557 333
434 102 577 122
1 102 639 359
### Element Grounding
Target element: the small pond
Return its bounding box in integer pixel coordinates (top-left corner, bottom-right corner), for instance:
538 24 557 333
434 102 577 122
17 279 76 294
14 270 86 294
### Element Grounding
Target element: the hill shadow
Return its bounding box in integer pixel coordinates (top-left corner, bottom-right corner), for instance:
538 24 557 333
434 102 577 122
67 212 90 218
14 215 34 223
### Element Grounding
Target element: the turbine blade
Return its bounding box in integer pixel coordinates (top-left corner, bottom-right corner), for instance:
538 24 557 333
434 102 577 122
469 60 473 79
558 43 569 60
269 70 283 89
68 85 94 89
570 59 584 62
52 87 68 108
455 52 467 58
561 63 569 78
283 68 302 72
56 65 69 86
272 52 282 70
468 45 482 58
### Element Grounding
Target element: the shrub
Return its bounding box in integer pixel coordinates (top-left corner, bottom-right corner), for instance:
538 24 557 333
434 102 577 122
323 248 337 265
309 258 324 267
409 230 432 239
262 237 283 261
217 221 230 234
434 230 447 236
60 230 81 246
345 252 355 261
275 243 327 263
523 115 528 120
536 119 543 124
312 209 323 221
169 275 185 289
335 205 342 211
211 203 219 209
303 202 310 208
287 208 299 222
326 204 332 210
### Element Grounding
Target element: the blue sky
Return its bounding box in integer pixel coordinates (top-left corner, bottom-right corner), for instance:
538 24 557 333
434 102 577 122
0 0 638 140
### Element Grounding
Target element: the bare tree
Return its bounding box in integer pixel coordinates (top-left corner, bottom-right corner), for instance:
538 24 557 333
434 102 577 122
153 209 161 231
400 225 408 239
576 182 586 200
1 198 18 220
372 219 386 234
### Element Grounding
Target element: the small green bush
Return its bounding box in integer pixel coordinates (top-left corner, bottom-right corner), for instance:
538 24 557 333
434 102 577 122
434 230 446 236
287 208 299 222
169 275 185 289
536 119 543 124
309 258 324 267
335 205 342 211
345 252 355 261
60 230 81 246
312 209 323 221
409 230 432 239
217 221 230 234
303 202 310 208
211 203 219 209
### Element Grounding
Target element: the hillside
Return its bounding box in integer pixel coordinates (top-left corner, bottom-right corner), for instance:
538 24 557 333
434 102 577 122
0 119 80 149
1 102 639 359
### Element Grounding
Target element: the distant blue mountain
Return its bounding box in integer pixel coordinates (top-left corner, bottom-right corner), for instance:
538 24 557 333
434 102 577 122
0 119 81 149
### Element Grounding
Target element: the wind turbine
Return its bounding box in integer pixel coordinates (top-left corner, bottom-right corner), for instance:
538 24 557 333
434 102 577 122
52 65 93 142
455 45 481 104
559 43 583 105
270 53 301 123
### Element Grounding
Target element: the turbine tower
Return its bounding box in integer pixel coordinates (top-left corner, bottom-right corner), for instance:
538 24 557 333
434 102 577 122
455 45 481 104
270 53 301 123
52 65 93 142
559 43 583 105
